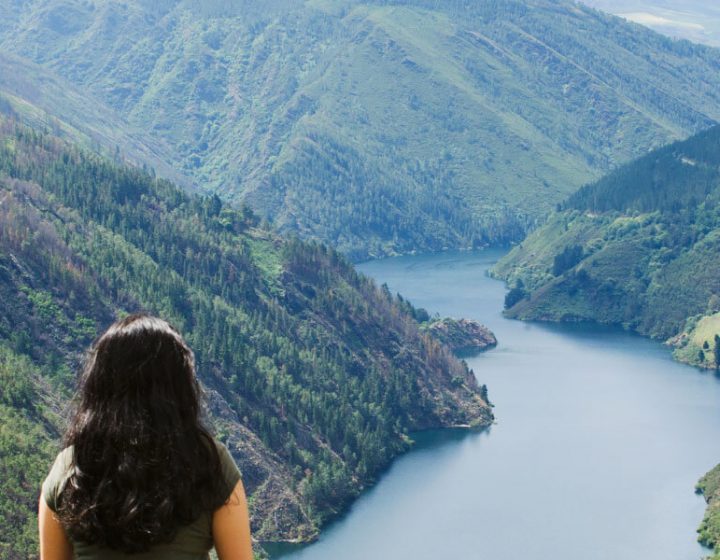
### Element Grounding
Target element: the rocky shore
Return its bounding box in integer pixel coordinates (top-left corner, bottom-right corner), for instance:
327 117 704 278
697 464 720 559
426 318 497 353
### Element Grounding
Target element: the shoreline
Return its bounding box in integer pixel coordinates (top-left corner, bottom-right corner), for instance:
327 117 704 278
261 422 494 555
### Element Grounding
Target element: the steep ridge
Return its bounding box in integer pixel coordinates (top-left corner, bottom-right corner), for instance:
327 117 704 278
0 118 492 557
2 0 720 258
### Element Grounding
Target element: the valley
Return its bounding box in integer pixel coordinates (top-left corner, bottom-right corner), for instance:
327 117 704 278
0 119 491 557
2 1 720 558
266 250 720 560
3 1 720 257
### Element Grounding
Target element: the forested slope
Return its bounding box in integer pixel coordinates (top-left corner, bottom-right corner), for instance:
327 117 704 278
0 119 492 558
3 0 720 258
0 52 188 189
493 124 720 366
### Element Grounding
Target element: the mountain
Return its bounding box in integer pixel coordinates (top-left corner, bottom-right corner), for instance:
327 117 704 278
3 0 720 258
0 117 492 558
0 52 189 189
581 1 720 47
493 124 720 367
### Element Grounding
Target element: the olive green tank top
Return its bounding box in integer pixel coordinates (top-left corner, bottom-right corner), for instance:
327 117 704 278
41 440 242 560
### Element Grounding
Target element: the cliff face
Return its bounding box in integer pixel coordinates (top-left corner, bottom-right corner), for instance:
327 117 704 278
0 119 492 556
426 318 497 353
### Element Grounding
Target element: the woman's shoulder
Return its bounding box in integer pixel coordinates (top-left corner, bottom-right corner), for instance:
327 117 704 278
211 439 242 501
41 446 74 512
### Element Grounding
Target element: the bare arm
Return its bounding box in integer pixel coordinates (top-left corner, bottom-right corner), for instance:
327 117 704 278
38 497 73 560
213 479 253 560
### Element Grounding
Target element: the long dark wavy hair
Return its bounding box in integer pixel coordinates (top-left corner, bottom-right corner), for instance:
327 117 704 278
58 314 227 553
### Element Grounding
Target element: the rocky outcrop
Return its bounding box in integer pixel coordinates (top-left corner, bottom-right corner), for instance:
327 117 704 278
426 318 497 353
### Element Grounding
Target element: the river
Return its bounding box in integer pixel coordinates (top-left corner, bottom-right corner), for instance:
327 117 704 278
267 249 720 560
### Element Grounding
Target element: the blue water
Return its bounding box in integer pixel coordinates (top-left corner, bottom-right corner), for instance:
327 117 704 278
267 249 720 560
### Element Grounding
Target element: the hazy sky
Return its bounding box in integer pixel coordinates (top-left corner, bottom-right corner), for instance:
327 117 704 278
581 0 720 46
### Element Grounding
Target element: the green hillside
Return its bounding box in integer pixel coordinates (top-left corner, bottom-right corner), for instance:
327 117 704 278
0 52 189 189
0 118 492 557
3 0 720 258
494 124 720 357
0 345 60 560
493 121 720 367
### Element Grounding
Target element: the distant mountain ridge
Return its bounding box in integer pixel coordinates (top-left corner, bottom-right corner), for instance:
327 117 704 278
581 1 720 47
3 0 720 258
0 118 491 557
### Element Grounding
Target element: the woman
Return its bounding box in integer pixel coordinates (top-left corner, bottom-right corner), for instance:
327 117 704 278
38 314 253 559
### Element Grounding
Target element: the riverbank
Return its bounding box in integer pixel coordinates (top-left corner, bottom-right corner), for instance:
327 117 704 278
698 464 720 559
267 249 720 560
